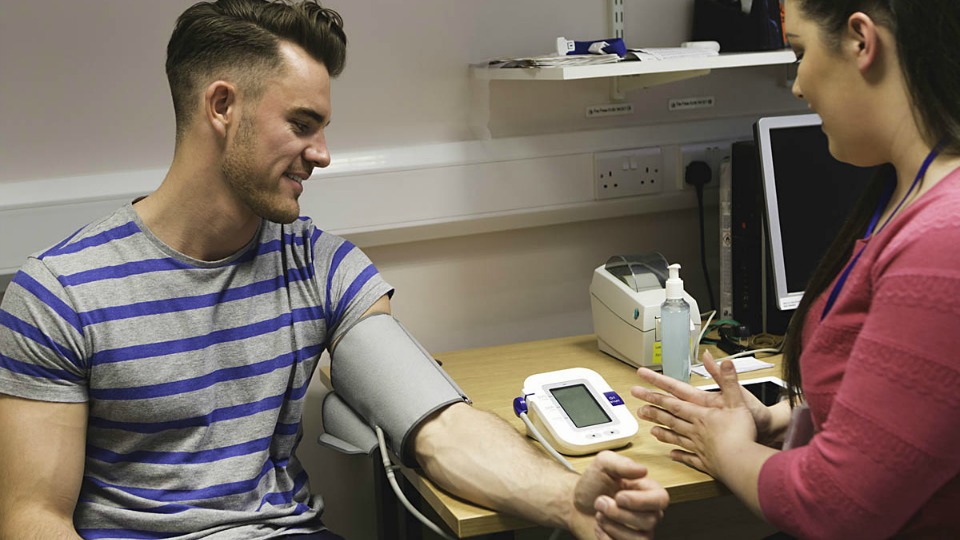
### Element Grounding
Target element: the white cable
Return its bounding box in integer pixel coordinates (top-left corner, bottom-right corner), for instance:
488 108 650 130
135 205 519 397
377 422 568 539
518 413 572 540
698 309 717 344
716 347 781 361
375 426 456 540
518 412 576 472
692 347 783 369
375 419 577 538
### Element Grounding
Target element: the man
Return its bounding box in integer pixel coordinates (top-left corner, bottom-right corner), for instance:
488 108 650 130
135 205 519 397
0 1 669 538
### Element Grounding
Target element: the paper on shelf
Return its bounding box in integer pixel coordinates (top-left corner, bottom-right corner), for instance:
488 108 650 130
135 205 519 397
482 53 621 69
626 47 720 61
480 45 718 69
691 356 774 379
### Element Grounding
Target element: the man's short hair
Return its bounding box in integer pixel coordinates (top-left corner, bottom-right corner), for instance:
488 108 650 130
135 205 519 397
165 0 346 139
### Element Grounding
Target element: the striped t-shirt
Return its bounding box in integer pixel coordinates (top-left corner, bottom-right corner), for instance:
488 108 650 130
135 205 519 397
0 204 393 539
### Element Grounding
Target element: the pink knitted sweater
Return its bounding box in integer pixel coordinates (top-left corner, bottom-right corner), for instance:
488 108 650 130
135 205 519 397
757 168 960 538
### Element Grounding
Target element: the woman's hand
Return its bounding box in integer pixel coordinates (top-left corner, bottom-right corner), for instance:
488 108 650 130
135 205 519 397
631 353 759 477
637 350 783 445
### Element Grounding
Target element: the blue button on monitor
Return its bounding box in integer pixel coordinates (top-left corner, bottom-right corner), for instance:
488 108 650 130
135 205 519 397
604 391 624 406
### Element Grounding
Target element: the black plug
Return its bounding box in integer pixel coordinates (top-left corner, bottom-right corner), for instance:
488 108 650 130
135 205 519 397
685 160 712 191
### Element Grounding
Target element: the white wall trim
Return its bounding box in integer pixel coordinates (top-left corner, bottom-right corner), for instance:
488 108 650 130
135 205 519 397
0 115 765 275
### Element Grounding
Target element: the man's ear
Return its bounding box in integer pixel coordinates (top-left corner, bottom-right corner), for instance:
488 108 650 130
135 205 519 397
204 81 236 139
847 12 881 73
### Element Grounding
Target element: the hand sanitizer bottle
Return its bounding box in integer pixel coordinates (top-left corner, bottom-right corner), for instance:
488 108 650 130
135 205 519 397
661 263 691 382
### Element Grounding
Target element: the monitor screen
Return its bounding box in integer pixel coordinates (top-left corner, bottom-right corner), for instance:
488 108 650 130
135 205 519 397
549 384 611 428
755 114 877 310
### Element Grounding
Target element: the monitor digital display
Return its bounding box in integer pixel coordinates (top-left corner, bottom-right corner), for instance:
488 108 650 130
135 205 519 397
550 384 611 428
755 114 877 310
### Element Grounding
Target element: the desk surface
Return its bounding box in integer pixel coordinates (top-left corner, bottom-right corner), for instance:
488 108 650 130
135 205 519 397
401 334 783 538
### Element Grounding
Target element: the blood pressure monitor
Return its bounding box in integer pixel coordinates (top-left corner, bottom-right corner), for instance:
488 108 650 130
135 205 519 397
513 367 638 456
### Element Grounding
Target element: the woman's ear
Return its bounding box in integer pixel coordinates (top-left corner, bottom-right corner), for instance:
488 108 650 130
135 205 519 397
203 81 236 139
848 12 881 73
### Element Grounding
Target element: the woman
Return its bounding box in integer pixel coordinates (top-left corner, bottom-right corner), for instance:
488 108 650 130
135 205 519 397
632 1 960 537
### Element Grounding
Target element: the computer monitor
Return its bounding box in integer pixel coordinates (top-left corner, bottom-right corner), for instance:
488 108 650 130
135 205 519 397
755 113 877 311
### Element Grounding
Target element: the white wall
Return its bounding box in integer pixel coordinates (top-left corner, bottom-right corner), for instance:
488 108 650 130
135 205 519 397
0 1 806 537
0 0 802 184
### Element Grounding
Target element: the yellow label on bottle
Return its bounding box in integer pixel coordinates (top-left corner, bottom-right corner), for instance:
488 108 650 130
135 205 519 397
653 341 663 365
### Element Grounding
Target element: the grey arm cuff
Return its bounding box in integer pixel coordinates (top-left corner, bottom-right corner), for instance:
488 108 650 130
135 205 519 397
318 392 379 455
330 313 470 467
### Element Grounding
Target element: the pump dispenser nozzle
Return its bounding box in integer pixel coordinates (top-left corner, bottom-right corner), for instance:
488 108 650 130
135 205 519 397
665 263 684 300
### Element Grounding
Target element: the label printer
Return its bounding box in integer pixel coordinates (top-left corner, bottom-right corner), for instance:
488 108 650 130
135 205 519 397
589 254 701 369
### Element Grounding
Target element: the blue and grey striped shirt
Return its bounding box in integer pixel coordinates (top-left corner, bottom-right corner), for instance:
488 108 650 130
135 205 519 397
0 204 392 539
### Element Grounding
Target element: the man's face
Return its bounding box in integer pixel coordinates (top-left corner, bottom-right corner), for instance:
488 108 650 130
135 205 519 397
221 42 332 224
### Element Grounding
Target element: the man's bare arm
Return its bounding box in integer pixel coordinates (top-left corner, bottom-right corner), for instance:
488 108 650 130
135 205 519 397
0 394 87 540
354 296 667 538
413 403 667 539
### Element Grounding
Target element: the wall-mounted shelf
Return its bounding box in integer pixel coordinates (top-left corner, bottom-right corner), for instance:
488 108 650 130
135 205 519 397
468 49 797 134
473 49 796 90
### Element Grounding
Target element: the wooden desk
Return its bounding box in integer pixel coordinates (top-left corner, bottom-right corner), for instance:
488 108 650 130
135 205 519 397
400 334 783 538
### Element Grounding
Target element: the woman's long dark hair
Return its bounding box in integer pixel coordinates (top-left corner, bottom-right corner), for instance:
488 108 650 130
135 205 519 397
781 166 890 405
782 0 960 406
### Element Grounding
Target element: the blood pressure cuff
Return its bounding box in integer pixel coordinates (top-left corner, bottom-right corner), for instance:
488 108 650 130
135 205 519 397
318 392 380 456
329 313 471 467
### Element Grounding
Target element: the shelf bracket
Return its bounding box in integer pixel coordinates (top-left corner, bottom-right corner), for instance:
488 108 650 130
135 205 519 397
611 69 712 100
469 73 493 140
606 0 713 100
609 0 624 40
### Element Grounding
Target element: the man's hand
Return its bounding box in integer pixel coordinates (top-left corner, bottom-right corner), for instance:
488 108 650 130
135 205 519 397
572 451 669 540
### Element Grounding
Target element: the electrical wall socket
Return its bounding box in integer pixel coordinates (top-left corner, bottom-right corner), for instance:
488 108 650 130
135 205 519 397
679 140 735 190
594 147 663 200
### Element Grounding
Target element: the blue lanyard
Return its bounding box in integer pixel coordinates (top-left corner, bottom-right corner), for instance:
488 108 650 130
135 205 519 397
820 143 944 320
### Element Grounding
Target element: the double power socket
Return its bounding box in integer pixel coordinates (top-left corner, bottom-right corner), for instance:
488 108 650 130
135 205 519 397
593 147 664 200
593 140 735 200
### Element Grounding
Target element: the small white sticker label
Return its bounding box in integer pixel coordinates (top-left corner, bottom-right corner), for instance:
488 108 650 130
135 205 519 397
668 96 715 111
586 103 635 118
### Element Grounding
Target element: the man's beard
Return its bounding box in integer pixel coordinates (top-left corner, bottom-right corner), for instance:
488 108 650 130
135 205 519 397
221 117 300 224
